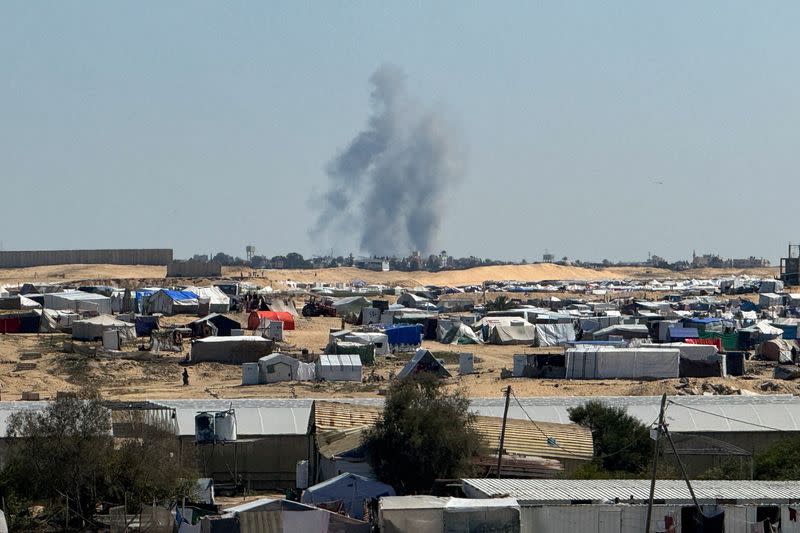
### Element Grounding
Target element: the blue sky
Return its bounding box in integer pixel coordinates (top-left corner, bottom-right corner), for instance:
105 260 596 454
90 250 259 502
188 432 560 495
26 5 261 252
2 2 798 262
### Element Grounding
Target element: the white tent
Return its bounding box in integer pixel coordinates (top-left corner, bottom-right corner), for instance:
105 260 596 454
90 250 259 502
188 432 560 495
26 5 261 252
44 291 112 315
146 290 199 315
316 354 363 382
487 324 536 345
257 353 315 383
72 315 136 342
534 323 576 347
183 286 230 313
343 331 390 355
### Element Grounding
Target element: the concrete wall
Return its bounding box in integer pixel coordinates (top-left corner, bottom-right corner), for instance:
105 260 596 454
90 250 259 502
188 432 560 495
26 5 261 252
166 259 222 277
0 249 173 268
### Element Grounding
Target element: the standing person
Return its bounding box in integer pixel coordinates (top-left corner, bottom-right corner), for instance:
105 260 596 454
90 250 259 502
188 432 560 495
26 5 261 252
182 368 189 386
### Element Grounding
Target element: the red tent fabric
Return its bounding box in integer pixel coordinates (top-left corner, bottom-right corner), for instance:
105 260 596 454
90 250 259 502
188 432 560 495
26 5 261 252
248 310 295 331
0 317 22 334
685 338 722 352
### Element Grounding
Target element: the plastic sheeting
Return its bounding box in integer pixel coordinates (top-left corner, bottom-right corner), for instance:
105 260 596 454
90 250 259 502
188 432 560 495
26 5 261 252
301 473 394 520
380 497 520 533
535 323 575 347
488 324 536 345
72 315 137 342
565 347 680 379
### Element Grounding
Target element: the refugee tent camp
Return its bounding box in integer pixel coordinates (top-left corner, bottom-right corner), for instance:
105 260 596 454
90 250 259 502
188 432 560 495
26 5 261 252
396 292 430 309
44 291 113 314
146 289 199 315
487 323 536 345
247 310 295 331
301 473 394 520
316 354 363 382
190 336 272 364
592 324 650 341
72 315 136 342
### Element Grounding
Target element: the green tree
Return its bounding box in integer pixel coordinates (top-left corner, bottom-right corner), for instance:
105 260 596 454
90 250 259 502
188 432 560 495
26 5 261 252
485 295 514 312
754 436 800 480
362 374 484 494
568 400 653 475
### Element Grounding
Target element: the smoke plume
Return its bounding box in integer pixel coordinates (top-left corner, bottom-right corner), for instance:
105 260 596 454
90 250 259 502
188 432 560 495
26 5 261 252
312 65 463 257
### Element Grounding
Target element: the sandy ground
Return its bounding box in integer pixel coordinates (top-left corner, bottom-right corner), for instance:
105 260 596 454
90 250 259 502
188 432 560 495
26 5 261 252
0 263 780 288
0 313 795 402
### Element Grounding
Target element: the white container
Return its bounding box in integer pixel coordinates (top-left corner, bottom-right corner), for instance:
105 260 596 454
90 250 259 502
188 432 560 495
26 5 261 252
214 411 237 442
459 353 474 375
296 460 309 489
102 329 120 350
242 362 260 385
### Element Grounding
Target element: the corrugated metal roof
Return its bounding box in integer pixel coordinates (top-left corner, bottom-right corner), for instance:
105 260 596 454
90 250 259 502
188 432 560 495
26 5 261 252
475 416 593 461
152 400 311 436
462 479 800 504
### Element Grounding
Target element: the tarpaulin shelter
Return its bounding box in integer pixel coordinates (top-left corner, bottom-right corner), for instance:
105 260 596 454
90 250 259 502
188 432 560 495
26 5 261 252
191 336 272 364
565 346 680 379
440 323 483 345
187 313 241 337
488 324 536 345
301 473 394 520
0 311 40 333
397 349 451 379
316 354 363 382
381 324 423 350
332 296 371 317
44 291 113 314
183 286 231 313
146 290 199 315
534 323 576 347
248 310 295 331
592 324 650 341
72 315 136 342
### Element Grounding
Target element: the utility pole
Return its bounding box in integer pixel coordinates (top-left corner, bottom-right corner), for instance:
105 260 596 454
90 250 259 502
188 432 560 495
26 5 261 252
496 385 512 478
645 393 668 533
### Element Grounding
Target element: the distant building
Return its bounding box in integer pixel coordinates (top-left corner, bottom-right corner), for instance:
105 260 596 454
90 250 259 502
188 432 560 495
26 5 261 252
542 253 555 263
354 258 390 272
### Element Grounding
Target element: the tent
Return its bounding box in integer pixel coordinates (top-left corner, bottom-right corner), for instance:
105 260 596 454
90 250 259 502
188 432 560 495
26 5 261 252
382 324 423 350
316 354 363 382
534 323 576 347
257 353 315 382
0 295 41 310
333 296 371 317
72 315 136 342
591 324 650 341
248 310 295 331
487 324 536 345
397 349 451 379
301 473 394 520
146 290 199 315
191 336 272 364
565 346 680 379
187 314 241 337
183 286 231 313
267 298 299 317
44 291 113 315
0 311 41 333
758 339 798 364
440 323 483 345
396 293 430 309
342 332 390 356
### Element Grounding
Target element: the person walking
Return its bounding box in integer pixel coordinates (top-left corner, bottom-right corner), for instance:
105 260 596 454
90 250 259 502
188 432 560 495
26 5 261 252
182 368 189 386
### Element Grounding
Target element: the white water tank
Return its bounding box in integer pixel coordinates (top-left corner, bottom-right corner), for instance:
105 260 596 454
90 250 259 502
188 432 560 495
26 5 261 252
242 362 260 385
195 412 215 443
214 411 237 442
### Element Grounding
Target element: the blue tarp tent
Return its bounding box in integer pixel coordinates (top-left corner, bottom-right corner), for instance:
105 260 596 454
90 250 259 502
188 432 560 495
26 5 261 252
382 324 423 349
300 473 394 520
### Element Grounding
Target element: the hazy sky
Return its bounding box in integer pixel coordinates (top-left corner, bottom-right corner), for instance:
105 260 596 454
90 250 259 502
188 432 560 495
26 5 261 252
2 2 799 262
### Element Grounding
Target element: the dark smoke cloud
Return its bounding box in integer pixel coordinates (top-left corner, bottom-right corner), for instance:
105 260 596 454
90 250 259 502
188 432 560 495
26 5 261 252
312 65 463 257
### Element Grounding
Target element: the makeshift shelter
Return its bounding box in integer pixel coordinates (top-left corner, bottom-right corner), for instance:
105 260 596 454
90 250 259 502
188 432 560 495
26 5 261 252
301 473 394 520
379 496 520 533
0 310 41 333
257 353 315 383
183 286 231 313
133 315 159 337
247 310 295 331
382 324 423 351
187 314 241 337
72 315 136 342
440 323 483 345
342 332 389 356
332 296 371 317
266 298 299 316
396 293 430 309
565 346 680 379
397 349 451 379
316 354 363 382
190 336 272 364
668 327 699 341
145 290 199 315
758 339 799 364
759 293 784 308
0 295 41 310
44 291 113 314
488 323 536 345
534 323 576 347
592 323 650 341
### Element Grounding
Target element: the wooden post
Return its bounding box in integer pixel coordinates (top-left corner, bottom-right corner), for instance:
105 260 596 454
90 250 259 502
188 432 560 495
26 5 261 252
495 386 512 478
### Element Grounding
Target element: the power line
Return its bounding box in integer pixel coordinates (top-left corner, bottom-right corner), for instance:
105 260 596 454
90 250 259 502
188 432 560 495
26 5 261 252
510 391 658 461
667 400 794 434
